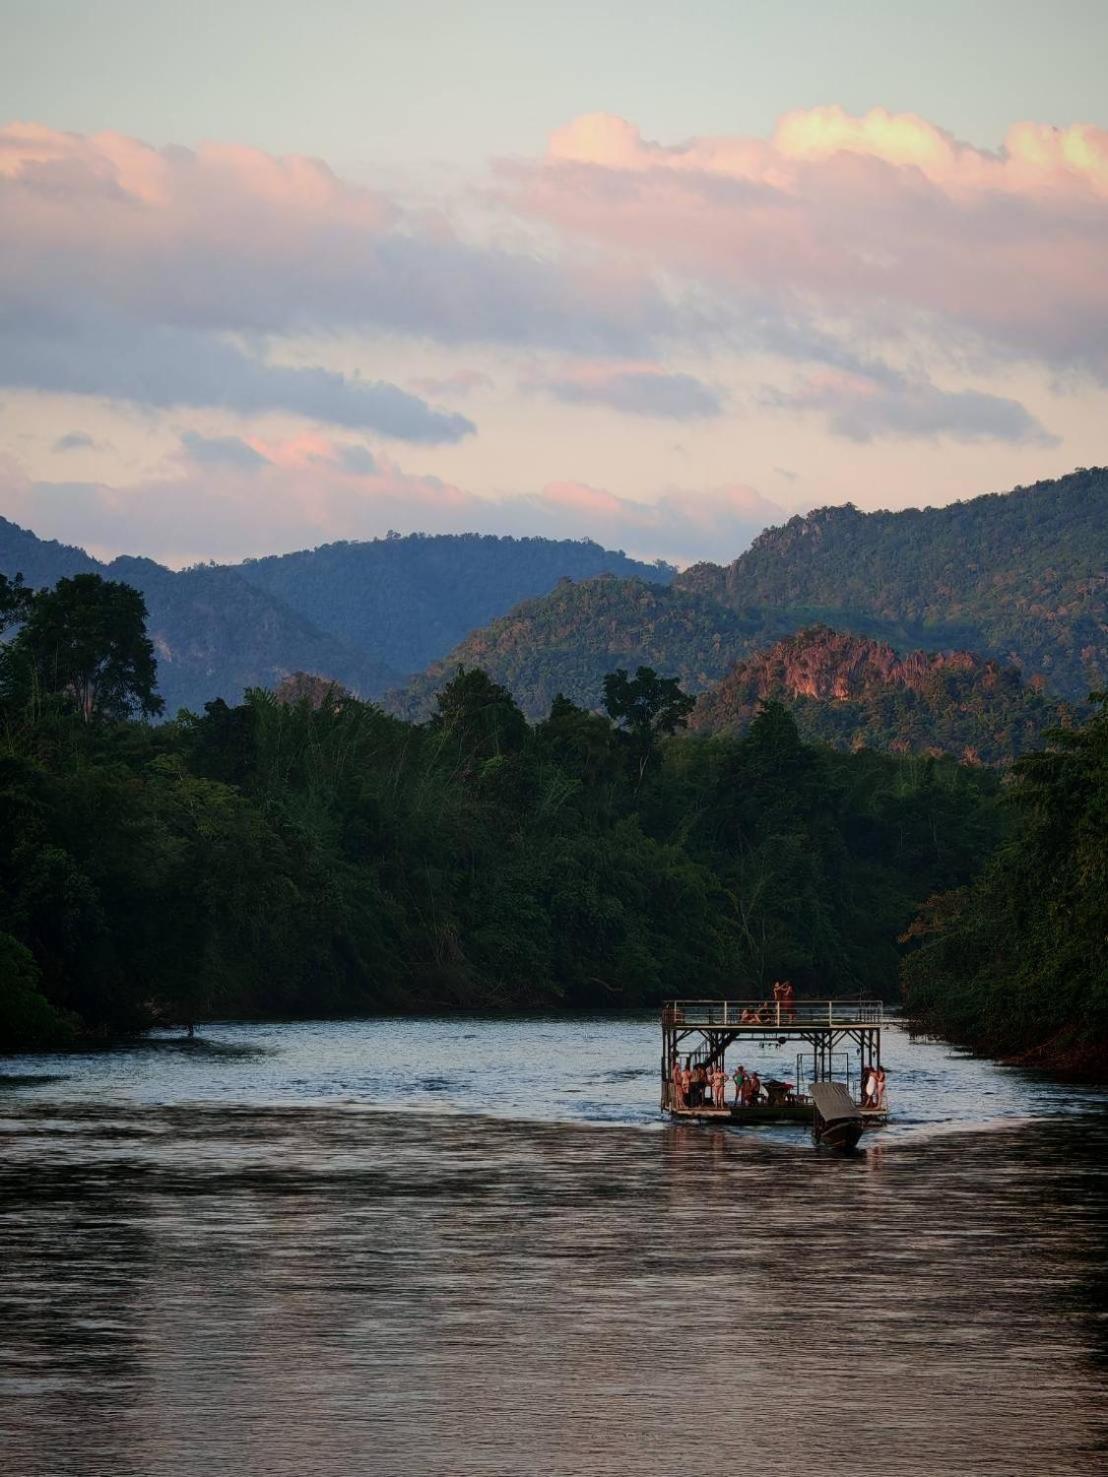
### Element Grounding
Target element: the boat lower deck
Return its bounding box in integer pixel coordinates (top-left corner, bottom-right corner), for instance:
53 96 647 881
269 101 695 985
666 1103 889 1126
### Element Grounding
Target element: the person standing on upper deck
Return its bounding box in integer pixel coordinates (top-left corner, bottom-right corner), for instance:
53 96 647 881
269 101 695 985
783 980 796 1022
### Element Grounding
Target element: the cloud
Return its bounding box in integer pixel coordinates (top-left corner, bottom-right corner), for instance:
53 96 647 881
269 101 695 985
0 109 1097 487
526 362 723 419
0 439 783 568
763 366 1058 445
0 121 678 363
337 444 377 475
508 108 1108 376
762 364 1057 443
502 480 786 563
0 313 476 443
52 430 100 452
179 431 268 468
409 369 494 398
0 437 476 566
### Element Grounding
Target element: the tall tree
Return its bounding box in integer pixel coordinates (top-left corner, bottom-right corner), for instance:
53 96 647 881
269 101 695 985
4 574 163 721
430 667 528 762
0 572 31 634
603 666 695 784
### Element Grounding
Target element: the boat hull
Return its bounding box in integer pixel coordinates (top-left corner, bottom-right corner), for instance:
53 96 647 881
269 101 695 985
814 1117 866 1151
666 1102 812 1125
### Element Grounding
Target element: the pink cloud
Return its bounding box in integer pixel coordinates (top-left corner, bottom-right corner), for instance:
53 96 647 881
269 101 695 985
509 108 1108 375
522 360 723 418
548 106 1108 197
0 110 1092 450
1 435 785 569
0 120 671 355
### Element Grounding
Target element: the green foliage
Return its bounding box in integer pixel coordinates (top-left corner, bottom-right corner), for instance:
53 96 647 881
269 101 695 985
2 573 163 720
679 468 1108 701
604 666 696 784
0 572 1012 1043
0 516 671 714
902 695 1108 1069
392 575 798 720
237 531 673 677
0 572 32 634
430 667 530 761
0 931 76 1049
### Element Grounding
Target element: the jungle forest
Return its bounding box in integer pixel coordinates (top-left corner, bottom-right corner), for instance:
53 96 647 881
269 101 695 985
1 571 1104 1074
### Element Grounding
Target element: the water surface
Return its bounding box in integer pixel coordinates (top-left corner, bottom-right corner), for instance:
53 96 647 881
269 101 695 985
1 1016 1105 1476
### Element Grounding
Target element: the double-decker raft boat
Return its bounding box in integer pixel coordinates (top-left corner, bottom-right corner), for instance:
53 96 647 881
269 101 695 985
660 997 888 1147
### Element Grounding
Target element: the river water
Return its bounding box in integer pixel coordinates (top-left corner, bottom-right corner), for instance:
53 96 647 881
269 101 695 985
1 1016 1106 1476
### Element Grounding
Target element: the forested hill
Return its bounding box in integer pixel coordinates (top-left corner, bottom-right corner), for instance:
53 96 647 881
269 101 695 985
0 518 398 714
232 532 672 676
388 575 802 720
689 627 1076 764
676 468 1108 700
0 521 670 713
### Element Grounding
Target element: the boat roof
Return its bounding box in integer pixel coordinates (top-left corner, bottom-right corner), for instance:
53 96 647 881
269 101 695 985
809 1081 860 1122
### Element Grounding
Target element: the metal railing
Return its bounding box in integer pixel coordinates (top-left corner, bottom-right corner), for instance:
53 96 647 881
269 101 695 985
662 999 884 1027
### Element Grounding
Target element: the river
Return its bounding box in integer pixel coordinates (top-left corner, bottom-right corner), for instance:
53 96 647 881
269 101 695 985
1 1016 1106 1476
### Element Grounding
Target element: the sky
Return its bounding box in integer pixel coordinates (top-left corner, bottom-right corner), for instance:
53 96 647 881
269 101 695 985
1 0 1106 567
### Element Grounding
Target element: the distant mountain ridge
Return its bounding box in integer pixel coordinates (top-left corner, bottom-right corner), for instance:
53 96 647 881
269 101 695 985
0 520 399 713
3 468 1103 739
234 532 672 676
0 519 670 714
689 626 1076 764
675 467 1108 701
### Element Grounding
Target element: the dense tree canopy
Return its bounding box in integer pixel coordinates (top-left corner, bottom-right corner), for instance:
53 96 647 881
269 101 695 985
678 468 1108 701
902 695 1108 1073
2 574 163 720
10 570 1104 1075
0 575 1012 1050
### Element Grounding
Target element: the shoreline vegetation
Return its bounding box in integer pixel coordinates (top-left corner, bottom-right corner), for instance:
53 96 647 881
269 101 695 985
1 570 1105 1080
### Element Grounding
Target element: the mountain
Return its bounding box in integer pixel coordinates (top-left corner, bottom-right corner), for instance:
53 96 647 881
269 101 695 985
394 472 1105 730
232 532 672 675
689 626 1076 763
388 574 805 720
675 468 1108 701
0 518 398 713
5 468 1104 726
0 521 670 714
108 558 400 714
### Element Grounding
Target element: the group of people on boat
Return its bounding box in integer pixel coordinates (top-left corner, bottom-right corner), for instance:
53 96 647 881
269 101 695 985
670 1060 781 1110
671 1056 888 1114
738 980 797 1024
861 1064 888 1110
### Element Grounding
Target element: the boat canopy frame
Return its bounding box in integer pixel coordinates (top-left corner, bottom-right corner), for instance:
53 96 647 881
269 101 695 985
660 999 885 1115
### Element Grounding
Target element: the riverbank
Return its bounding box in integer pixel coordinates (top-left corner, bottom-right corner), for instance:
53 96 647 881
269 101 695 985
903 1010 1108 1084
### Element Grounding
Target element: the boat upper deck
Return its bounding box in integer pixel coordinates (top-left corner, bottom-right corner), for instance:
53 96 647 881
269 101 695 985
663 999 884 1030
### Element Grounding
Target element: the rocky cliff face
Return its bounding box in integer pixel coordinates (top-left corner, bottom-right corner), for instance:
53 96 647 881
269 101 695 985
734 626 981 702
691 625 1075 763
